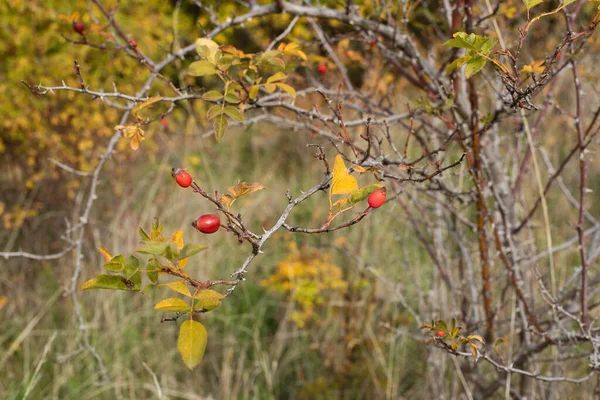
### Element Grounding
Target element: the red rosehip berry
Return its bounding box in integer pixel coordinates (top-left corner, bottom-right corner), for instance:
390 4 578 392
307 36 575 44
368 188 386 208
128 38 138 49
72 21 85 34
171 168 193 188
317 63 327 75
194 214 220 234
369 40 376 49
161 118 168 127
435 330 446 338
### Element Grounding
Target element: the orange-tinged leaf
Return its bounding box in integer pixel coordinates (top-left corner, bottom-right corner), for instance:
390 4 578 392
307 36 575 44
132 96 161 120
154 297 190 312
467 335 486 344
520 60 545 74
178 320 208 370
0 296 7 310
331 155 358 195
228 182 266 198
97 247 112 262
161 280 191 297
170 230 185 250
220 194 235 209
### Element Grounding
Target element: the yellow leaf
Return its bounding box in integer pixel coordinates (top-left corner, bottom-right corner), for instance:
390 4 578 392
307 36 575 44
154 298 190 312
97 247 112 262
331 155 358 195
161 280 191 297
178 320 208 370
521 60 545 74
170 230 185 250
467 335 486 344
228 182 266 198
193 289 224 311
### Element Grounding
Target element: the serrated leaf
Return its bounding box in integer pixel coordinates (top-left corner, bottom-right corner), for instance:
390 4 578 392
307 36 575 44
154 298 191 312
202 91 223 101
189 60 217 77
170 230 185 251
349 184 383 204
97 247 112 262
445 56 471 73
228 182 266 198
162 280 191 297
104 254 126 272
178 320 208 370
193 289 224 311
81 274 133 291
132 96 161 120
331 155 359 195
177 244 208 260
224 106 244 122
276 83 296 99
444 32 477 50
465 56 486 78
213 114 228 142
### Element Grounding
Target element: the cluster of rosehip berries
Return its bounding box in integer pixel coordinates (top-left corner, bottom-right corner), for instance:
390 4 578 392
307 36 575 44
171 168 221 235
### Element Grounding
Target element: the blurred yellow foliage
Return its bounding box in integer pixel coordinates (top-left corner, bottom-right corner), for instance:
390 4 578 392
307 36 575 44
261 242 347 327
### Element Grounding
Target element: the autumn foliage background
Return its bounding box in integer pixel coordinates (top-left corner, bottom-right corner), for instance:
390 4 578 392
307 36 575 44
3 0 600 399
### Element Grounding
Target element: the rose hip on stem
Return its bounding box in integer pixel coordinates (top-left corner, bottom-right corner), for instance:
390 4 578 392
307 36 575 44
368 188 386 208
193 214 220 234
171 168 193 188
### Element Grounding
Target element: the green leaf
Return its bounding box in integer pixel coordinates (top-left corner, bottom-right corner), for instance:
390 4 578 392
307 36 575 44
104 254 126 272
138 227 151 241
465 56 486 78
154 298 191 312
142 283 156 297
224 92 240 103
202 91 223 101
446 56 471 73
189 60 217 77
213 114 228 142
223 106 244 123
178 320 208 370
349 184 384 204
162 280 191 297
523 0 543 11
207 104 223 120
81 274 133 291
276 83 296 100
444 32 476 50
193 289 225 311
177 244 208 260
138 241 174 257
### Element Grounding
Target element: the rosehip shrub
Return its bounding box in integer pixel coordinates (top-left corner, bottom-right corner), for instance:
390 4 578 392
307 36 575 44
194 214 220 234
368 188 386 208
72 21 85 34
172 168 193 188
